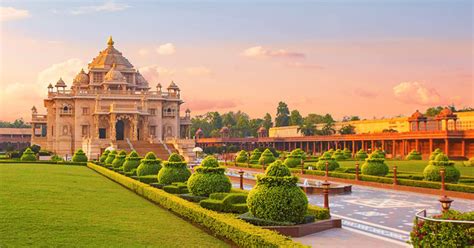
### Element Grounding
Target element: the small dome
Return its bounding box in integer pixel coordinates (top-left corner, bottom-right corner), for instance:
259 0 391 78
439 107 453 116
258 126 267 133
104 63 126 81
47 83 53 89
167 81 180 90
73 69 89 85
55 77 67 87
219 126 230 133
411 110 424 119
185 108 191 113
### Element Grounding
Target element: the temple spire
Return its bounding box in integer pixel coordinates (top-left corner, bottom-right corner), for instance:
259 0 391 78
107 36 114 46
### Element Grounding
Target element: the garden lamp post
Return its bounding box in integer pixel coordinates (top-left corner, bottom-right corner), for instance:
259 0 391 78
325 161 329 180
322 181 330 210
439 195 453 213
301 158 305 175
393 165 398 185
355 162 360 181
238 169 244 190
440 168 446 192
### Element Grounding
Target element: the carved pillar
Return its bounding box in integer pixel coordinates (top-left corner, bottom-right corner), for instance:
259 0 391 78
392 140 396 157
444 138 449 155
110 114 116 141
461 140 465 157
132 115 138 141
93 115 99 138
429 139 433 153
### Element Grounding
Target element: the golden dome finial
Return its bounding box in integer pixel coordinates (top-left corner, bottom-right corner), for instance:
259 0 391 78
107 36 114 46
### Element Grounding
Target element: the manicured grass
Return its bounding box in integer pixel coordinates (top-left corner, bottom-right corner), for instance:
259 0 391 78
336 160 474 177
0 163 229 247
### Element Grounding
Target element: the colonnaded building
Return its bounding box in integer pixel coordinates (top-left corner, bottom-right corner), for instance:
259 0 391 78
31 37 195 160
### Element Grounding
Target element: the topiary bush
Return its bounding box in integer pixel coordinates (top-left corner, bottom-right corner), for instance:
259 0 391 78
410 210 474 247
136 152 162 176
406 149 422 160
468 157 474 167
373 149 386 158
316 151 339 171
361 150 389 176
123 150 141 173
423 153 460 183
249 149 262 164
187 156 231 197
247 160 308 224
355 149 368 160
343 148 352 159
158 153 191 185
111 150 127 168
290 148 306 160
20 148 36 161
235 150 249 163
104 150 117 165
99 150 110 163
331 149 346 161
258 148 276 165
51 154 64 162
283 148 306 168
429 148 443 161
72 149 88 162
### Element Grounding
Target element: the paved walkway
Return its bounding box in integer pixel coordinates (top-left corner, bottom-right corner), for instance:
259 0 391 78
227 168 474 243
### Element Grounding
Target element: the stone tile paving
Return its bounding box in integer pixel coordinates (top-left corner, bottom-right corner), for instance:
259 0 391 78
228 169 474 243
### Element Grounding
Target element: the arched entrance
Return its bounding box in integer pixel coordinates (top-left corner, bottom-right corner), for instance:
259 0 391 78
116 120 125 140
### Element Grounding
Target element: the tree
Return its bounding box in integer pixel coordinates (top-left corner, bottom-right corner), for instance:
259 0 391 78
425 106 444 117
275 101 290 127
339 125 356 135
298 118 317 136
222 112 237 127
289 110 303 126
208 112 223 131
342 116 360 122
305 113 325 124
0 118 31 128
262 113 273 130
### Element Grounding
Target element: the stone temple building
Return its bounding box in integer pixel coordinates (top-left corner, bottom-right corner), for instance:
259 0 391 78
31 37 193 159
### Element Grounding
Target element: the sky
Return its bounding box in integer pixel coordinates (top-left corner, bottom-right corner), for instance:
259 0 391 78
0 0 472 122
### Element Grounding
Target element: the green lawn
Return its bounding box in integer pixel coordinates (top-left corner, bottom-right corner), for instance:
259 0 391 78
336 160 474 177
0 163 229 247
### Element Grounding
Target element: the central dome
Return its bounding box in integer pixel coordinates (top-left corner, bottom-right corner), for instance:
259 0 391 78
104 64 126 81
88 36 134 70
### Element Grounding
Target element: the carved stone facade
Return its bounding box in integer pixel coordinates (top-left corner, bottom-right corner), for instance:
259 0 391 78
31 37 192 157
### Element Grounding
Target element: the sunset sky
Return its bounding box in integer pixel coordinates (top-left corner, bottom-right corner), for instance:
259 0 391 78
1 0 472 122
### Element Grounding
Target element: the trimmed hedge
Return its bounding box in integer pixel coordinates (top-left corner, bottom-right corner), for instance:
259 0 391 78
136 152 162 176
163 182 189 194
72 149 88 162
158 153 191 185
200 193 248 213
423 153 460 183
131 175 158 184
105 150 117 165
87 162 305 247
187 156 231 197
20 148 36 162
235 150 249 163
331 149 346 161
0 160 86 166
316 152 340 171
361 151 389 176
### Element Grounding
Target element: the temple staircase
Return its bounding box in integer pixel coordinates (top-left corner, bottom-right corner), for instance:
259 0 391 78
114 139 177 160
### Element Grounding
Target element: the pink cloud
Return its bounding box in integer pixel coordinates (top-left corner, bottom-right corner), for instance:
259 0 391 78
183 98 240 111
393 81 443 105
242 46 305 59
285 62 323 69
354 88 378 98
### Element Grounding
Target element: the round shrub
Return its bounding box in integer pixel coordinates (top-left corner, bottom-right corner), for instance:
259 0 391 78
423 153 460 183
316 152 339 171
158 153 191 185
249 149 262 164
235 150 249 163
51 154 64 162
247 160 308 224
72 149 88 162
343 148 352 159
20 148 36 161
355 149 368 160
406 149 422 160
429 148 443 161
99 150 110 163
258 148 276 165
104 150 117 165
111 150 127 168
123 151 141 172
187 156 231 197
290 148 306 160
332 149 345 161
137 152 162 176
361 151 389 176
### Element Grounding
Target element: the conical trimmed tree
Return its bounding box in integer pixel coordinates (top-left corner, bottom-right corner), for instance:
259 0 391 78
361 150 389 176
249 149 262 164
355 149 368 160
283 148 306 168
406 149 422 160
331 149 345 161
247 160 308 224
104 150 117 165
20 148 36 162
316 151 339 171
99 150 110 163
235 150 249 163
158 153 191 185
343 148 352 159
258 148 276 165
423 153 460 183
112 150 127 168
429 148 443 161
136 152 162 176
123 151 141 173
187 155 231 196
72 149 88 162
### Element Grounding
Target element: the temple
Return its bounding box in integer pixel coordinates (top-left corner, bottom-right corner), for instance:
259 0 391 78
31 36 193 159
196 109 474 159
